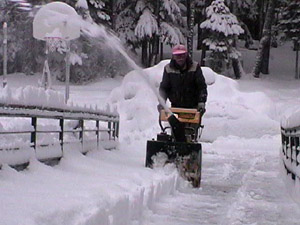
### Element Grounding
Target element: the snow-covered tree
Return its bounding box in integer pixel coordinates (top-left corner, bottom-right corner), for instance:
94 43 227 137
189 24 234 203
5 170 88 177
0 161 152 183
224 0 256 48
194 0 209 52
158 0 185 57
115 1 138 50
120 0 184 67
200 0 244 77
0 0 37 74
278 0 300 79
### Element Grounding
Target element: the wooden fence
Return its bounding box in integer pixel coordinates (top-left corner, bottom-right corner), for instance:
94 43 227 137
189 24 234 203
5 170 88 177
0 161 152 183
281 125 300 180
0 103 119 170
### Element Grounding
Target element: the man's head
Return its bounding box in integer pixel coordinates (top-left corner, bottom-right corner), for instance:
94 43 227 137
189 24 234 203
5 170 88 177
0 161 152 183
172 44 188 67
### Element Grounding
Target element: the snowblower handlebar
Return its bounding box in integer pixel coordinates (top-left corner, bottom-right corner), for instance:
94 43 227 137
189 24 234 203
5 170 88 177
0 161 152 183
160 108 202 124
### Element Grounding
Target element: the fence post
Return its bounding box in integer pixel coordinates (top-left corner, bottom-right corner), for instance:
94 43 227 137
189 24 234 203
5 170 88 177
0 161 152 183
96 120 99 149
112 122 116 140
116 121 119 138
292 137 296 164
108 121 112 140
113 122 119 140
59 118 64 153
31 117 37 150
296 137 299 166
287 136 290 160
79 119 84 152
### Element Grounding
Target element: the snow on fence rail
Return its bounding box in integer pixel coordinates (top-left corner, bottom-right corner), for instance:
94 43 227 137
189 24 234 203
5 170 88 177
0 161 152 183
0 103 119 170
281 111 300 183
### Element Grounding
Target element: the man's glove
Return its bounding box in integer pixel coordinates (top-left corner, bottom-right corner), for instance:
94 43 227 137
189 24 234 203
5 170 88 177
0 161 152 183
197 102 206 113
157 104 164 113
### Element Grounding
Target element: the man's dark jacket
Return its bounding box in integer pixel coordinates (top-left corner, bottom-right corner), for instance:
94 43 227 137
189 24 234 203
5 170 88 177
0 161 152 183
159 57 207 108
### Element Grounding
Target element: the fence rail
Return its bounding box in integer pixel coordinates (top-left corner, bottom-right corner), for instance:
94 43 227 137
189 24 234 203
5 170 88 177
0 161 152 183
281 126 300 181
0 104 119 169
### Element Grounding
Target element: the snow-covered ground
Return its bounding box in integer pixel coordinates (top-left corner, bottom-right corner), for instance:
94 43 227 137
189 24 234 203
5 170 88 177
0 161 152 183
1 42 300 224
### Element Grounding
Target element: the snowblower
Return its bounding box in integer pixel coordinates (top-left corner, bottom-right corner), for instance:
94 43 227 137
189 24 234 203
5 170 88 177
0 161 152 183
145 108 203 188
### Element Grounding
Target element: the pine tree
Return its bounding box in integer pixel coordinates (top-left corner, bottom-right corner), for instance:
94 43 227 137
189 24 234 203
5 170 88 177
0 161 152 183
225 0 257 48
200 0 244 77
0 0 36 75
157 0 184 62
278 0 300 79
114 1 138 50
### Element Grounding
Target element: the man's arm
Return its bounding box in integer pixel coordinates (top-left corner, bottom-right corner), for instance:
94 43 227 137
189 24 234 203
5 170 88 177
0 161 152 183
195 64 207 103
159 67 171 102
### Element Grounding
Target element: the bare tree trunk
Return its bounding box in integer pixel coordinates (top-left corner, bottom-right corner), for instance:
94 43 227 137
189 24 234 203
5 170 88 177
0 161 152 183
110 0 116 31
186 0 195 58
232 59 241 79
149 37 159 66
160 42 164 61
197 23 202 50
252 0 276 78
148 40 153 67
261 0 279 74
239 20 254 48
231 0 242 79
141 39 148 67
200 44 206 66
149 0 160 66
261 40 271 74
197 0 211 50
295 42 299 79
258 0 266 39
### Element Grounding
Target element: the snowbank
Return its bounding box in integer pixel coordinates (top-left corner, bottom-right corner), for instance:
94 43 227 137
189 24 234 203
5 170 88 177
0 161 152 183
0 85 117 117
0 147 181 225
281 109 300 129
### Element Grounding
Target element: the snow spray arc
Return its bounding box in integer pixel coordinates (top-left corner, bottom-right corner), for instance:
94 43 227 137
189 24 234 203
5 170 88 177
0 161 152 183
79 21 171 113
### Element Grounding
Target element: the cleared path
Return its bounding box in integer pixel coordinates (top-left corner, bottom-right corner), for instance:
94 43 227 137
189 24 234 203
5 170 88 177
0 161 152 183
141 139 300 225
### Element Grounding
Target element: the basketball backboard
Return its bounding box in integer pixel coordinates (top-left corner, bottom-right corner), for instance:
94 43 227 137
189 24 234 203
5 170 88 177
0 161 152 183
33 1 80 40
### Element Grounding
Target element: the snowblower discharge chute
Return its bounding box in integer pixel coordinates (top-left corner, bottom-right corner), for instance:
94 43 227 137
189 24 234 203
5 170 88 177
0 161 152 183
146 108 203 188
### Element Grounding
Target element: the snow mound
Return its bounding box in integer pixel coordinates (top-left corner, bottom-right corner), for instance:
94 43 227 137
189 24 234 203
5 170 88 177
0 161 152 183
281 108 300 129
203 74 278 141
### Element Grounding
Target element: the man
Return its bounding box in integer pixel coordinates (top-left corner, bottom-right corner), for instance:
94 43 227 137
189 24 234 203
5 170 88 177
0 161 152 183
158 44 207 112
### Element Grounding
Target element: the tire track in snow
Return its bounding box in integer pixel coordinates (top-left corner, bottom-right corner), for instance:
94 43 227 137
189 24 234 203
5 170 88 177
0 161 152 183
140 151 253 225
223 153 300 225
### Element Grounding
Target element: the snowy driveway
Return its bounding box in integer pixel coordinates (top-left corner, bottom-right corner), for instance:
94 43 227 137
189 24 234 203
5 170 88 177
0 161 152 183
141 138 300 225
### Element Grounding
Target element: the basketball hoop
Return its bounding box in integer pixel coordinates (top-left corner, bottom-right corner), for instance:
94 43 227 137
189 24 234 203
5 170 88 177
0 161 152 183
45 37 68 54
33 1 80 103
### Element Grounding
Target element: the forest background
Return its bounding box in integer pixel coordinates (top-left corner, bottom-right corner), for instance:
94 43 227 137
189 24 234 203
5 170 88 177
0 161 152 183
0 0 299 83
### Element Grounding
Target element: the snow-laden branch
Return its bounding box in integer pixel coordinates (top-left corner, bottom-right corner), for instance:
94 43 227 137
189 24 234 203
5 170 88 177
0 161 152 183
135 8 158 39
160 22 184 45
162 0 181 19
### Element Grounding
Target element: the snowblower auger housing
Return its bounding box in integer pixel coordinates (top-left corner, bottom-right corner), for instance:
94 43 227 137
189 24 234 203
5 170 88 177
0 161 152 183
146 108 203 188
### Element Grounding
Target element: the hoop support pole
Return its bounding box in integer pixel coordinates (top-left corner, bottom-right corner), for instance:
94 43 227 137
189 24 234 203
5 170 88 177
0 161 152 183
65 40 71 104
3 22 7 88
